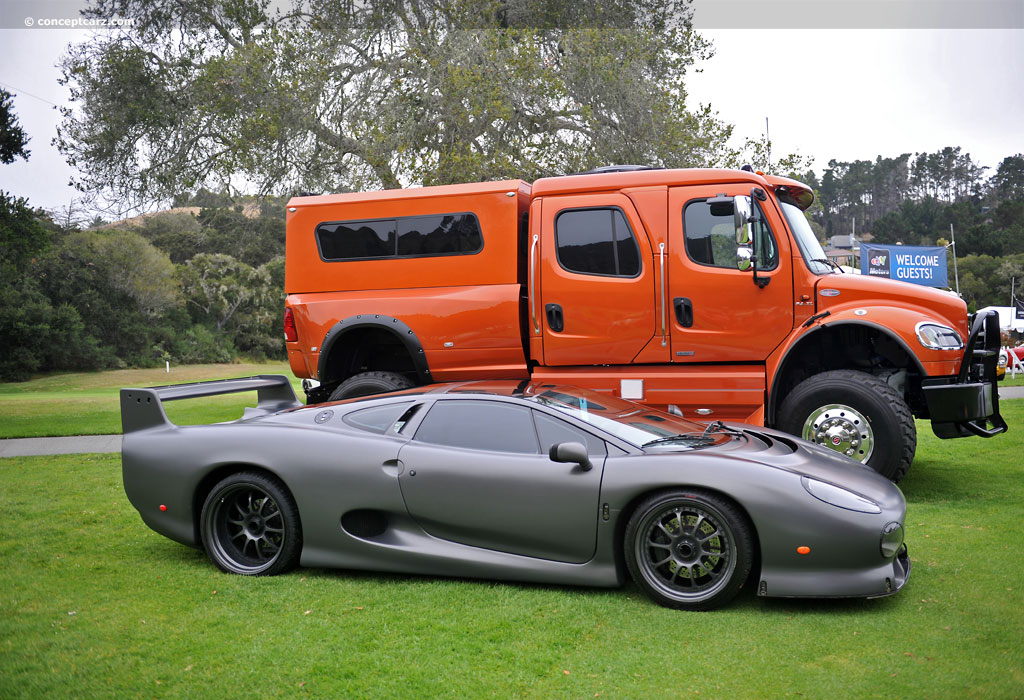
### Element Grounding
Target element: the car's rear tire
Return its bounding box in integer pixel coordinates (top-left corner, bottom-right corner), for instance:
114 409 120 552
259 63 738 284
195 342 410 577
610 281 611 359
328 371 414 400
625 489 753 611
200 472 302 576
777 370 915 482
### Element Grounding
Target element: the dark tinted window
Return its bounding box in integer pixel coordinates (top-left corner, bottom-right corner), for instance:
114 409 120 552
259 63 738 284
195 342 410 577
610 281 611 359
556 208 640 277
318 219 395 260
534 411 606 456
343 402 412 434
684 200 778 270
317 213 482 261
414 400 540 454
397 214 483 256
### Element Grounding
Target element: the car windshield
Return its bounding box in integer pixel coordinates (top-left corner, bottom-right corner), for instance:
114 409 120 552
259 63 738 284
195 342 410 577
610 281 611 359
524 387 731 450
780 201 832 275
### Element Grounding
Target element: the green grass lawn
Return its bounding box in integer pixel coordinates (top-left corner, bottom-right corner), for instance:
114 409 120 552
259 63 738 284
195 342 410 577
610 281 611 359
0 363 300 438
1 404 1022 698
1002 371 1024 387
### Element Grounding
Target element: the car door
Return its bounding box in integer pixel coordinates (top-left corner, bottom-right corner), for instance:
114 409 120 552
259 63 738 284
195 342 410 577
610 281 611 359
667 186 795 362
536 194 658 365
397 398 606 563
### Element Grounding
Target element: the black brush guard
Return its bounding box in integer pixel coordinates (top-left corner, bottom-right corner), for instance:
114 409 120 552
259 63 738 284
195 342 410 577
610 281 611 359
922 310 1008 439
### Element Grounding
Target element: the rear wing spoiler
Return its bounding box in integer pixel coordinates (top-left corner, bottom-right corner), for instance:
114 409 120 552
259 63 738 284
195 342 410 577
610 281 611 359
120 375 302 434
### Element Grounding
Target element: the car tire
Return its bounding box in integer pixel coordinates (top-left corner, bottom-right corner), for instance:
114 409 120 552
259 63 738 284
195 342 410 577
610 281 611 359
328 371 414 400
200 472 302 576
625 489 754 611
777 369 915 482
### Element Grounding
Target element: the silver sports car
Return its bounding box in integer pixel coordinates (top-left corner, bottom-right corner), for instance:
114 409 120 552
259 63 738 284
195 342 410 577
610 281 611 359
120 376 910 611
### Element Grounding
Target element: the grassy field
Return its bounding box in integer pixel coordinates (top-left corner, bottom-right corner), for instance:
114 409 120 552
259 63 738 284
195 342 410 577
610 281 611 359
0 363 299 438
1 403 1022 697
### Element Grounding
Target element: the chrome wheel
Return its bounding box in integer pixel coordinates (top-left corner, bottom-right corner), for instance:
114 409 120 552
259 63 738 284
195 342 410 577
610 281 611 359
778 370 916 482
802 403 874 463
625 491 752 610
201 473 301 576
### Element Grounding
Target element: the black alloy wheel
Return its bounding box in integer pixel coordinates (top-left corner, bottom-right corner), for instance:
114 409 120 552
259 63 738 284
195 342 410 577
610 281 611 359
200 472 302 576
625 489 754 611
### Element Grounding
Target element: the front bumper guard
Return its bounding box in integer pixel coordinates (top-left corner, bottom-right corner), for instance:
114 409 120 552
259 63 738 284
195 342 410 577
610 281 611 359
922 310 1008 439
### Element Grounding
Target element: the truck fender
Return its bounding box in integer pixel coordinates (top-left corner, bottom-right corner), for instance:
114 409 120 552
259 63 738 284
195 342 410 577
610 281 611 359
316 314 432 385
766 314 928 426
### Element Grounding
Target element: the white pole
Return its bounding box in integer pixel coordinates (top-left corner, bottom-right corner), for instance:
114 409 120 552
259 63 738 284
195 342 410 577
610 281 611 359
166 361 170 373
950 223 960 295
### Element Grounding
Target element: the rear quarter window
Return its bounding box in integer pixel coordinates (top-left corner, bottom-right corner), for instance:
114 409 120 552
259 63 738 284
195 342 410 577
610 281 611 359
317 213 483 261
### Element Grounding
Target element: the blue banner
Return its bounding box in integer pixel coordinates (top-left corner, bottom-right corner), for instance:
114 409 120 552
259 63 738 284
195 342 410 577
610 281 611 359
860 244 948 287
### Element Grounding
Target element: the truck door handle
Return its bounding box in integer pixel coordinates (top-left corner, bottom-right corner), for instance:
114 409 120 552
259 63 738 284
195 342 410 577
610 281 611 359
545 303 564 333
674 297 693 327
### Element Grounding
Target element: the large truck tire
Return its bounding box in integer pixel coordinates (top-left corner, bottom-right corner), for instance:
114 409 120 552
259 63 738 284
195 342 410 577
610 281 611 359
777 369 916 483
328 371 414 400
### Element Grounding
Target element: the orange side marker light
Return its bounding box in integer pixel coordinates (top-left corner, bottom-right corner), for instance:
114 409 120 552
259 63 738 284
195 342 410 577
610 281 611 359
797 546 811 555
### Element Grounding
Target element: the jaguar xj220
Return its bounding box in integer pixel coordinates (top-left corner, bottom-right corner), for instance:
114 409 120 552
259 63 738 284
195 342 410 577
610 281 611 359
120 376 910 610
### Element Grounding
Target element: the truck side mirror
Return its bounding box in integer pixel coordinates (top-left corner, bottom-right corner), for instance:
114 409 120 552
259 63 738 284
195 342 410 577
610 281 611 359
736 246 753 271
734 195 752 244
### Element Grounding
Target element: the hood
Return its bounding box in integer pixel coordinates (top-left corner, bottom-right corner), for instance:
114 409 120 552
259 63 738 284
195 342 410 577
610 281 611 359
815 273 967 332
723 427 904 509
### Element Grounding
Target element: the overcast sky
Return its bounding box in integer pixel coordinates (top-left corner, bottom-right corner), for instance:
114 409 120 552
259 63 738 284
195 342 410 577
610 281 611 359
0 2 1022 214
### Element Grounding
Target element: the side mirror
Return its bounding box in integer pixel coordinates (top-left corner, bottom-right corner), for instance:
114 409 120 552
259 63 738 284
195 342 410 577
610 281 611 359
549 441 592 471
736 246 753 271
734 195 752 244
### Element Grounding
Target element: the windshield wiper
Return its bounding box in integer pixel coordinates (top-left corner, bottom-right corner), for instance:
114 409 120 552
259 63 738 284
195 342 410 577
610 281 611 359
809 258 843 272
701 420 744 438
642 433 716 448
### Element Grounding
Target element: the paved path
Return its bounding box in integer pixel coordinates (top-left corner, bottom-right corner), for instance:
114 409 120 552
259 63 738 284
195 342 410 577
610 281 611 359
0 434 122 458
2 388 1021 457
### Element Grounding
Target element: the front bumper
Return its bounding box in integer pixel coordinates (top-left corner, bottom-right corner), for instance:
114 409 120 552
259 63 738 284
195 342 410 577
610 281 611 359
922 310 1008 439
867 544 912 599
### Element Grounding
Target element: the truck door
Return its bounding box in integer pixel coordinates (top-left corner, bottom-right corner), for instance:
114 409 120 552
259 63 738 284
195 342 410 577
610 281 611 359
667 186 794 362
535 195 658 366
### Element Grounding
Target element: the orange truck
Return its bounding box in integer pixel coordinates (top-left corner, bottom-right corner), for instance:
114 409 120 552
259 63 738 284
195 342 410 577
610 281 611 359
283 166 1006 481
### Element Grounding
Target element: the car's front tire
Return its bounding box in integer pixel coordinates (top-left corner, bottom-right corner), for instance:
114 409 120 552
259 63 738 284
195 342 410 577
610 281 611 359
625 490 753 611
200 472 302 576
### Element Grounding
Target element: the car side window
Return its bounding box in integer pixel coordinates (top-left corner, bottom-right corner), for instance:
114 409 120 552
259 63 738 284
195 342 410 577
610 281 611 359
413 400 540 454
684 199 778 270
343 402 413 434
555 207 641 277
533 411 607 457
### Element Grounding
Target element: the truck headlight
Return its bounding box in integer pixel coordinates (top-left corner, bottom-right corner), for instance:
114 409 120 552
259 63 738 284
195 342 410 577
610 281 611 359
916 323 963 350
801 476 882 514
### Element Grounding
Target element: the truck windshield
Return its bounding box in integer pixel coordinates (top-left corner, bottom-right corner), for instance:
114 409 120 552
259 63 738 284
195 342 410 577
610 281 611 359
780 201 832 275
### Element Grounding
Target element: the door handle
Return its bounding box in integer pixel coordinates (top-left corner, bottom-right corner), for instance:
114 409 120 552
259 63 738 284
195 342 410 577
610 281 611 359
529 234 540 334
545 303 564 333
674 297 693 327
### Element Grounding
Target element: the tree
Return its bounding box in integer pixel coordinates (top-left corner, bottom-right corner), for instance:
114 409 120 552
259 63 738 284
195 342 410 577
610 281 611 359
0 192 51 276
0 89 30 165
57 0 731 210
991 154 1024 202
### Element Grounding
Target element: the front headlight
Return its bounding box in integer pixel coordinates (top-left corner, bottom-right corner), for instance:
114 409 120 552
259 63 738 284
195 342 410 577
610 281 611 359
801 476 882 514
880 521 904 558
916 322 964 350
998 349 1008 368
